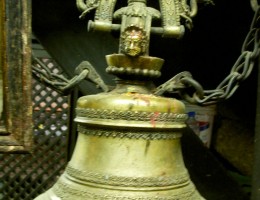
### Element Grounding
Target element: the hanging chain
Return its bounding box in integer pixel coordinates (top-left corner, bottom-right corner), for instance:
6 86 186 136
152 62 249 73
159 6 260 106
32 3 259 103
32 55 109 95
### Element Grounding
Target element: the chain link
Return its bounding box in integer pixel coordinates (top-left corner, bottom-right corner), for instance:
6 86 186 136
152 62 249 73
32 55 89 95
179 6 260 105
32 4 259 104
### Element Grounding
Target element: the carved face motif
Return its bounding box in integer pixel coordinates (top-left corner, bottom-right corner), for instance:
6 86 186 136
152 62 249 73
121 27 146 57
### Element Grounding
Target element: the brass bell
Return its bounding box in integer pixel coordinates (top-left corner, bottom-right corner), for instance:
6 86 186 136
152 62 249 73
35 54 204 200
35 0 205 199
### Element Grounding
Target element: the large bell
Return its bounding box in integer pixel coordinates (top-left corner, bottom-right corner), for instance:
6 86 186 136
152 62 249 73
34 0 206 198
35 54 204 199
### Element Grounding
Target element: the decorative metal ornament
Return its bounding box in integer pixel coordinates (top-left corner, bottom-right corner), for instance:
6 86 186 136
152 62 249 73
120 25 147 56
35 0 206 199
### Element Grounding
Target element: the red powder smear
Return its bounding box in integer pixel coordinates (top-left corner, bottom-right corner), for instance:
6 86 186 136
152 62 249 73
150 112 160 128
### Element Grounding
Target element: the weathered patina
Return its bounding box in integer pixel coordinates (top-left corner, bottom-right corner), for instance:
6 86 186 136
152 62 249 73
35 0 204 199
0 0 32 153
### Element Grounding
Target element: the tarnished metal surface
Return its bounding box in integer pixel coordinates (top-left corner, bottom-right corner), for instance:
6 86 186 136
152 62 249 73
84 0 202 38
106 54 164 79
35 0 205 199
32 58 109 95
37 137 202 199
75 90 187 128
35 80 203 200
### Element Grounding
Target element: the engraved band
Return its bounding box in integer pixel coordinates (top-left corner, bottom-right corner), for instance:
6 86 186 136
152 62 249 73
78 125 182 140
65 164 189 188
76 108 187 123
53 180 199 200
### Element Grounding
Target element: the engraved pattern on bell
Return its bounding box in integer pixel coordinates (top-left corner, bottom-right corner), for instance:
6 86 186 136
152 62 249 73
65 164 190 187
77 125 182 140
76 108 187 122
52 180 204 200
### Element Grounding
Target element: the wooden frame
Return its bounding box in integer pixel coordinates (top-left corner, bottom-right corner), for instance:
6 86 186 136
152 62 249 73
0 0 32 153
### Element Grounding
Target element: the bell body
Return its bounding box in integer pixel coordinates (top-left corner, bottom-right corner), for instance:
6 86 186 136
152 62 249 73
35 81 205 199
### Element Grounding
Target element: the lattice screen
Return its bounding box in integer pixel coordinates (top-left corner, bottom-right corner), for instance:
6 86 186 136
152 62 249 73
0 58 70 200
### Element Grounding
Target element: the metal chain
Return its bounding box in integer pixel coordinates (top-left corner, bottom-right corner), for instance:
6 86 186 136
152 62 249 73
32 55 89 95
32 3 259 103
178 6 260 105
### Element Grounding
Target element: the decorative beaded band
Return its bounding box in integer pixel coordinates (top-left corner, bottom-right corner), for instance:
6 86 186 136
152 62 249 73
76 108 187 123
77 125 182 140
65 164 189 188
53 180 199 200
106 66 161 78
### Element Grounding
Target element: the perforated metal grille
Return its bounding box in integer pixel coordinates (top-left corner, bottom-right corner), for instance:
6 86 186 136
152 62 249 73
0 58 69 200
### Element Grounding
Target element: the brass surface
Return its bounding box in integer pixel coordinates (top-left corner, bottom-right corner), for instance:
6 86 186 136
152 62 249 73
106 54 163 78
79 0 197 38
35 0 205 199
35 80 204 199
35 127 204 199
120 26 147 57
75 92 187 129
